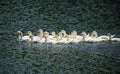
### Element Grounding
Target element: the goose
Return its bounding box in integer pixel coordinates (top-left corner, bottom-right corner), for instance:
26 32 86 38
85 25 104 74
61 30 67 38
89 31 108 42
107 33 120 42
38 29 44 40
44 31 58 44
89 31 113 40
69 33 83 43
90 31 98 38
97 33 115 42
70 30 77 39
26 31 41 43
50 31 58 38
16 31 30 42
80 32 101 43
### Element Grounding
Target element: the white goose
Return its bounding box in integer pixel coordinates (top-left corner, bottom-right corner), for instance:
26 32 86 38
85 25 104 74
89 31 120 42
26 31 41 42
70 31 82 43
80 32 89 41
95 32 114 41
90 31 98 38
61 30 67 38
70 30 77 39
60 30 72 44
80 31 102 42
43 31 58 44
50 31 58 38
107 33 120 41
89 31 108 42
16 31 30 41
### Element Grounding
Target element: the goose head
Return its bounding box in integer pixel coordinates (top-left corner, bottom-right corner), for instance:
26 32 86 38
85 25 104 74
26 31 33 41
38 29 43 33
16 31 22 35
26 31 32 36
61 30 66 33
90 31 98 38
16 31 23 36
44 31 49 37
70 30 77 39
51 31 56 37
16 31 23 41
71 30 77 35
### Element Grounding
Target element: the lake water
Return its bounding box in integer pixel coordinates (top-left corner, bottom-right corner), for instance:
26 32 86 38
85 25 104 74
0 0 120 73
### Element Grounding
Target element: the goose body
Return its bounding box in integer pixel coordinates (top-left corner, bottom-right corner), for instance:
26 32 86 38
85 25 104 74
27 31 41 42
70 36 82 43
111 38 120 42
80 31 107 42
89 31 116 42
106 33 120 42
16 31 30 41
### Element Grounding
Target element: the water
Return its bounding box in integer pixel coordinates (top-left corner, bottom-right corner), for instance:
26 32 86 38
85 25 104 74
0 0 120 74
1 38 120 73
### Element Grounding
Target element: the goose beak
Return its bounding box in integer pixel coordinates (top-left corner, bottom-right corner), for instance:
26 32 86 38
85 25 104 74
16 31 19 35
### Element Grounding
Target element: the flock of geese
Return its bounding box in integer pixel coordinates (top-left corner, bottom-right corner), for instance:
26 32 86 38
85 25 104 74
16 29 120 45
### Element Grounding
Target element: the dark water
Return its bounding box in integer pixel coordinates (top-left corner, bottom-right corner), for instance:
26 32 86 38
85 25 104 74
0 0 120 74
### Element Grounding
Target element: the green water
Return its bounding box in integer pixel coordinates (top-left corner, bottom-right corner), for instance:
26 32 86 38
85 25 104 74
0 0 120 74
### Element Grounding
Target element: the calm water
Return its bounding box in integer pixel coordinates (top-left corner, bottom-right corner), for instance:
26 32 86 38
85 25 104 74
0 0 120 73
